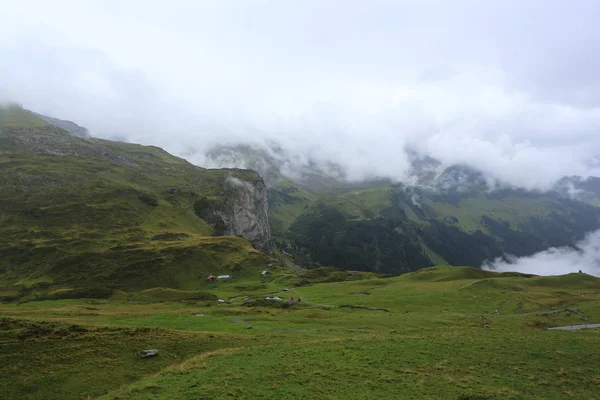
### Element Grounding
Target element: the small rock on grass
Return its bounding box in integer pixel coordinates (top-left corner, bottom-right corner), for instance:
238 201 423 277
138 349 159 358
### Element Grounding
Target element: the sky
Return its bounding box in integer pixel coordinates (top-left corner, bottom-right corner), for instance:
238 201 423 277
1 0 600 189
483 229 600 277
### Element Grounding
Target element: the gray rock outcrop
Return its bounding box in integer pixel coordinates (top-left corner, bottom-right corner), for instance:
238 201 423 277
215 174 272 253
138 349 158 358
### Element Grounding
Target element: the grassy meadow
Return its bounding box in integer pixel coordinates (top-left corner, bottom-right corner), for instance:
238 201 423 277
2 266 600 400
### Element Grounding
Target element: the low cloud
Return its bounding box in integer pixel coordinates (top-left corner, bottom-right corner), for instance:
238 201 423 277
226 175 255 193
1 1 600 190
483 230 600 277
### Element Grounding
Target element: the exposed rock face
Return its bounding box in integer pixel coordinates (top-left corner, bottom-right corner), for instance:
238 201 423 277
215 174 272 253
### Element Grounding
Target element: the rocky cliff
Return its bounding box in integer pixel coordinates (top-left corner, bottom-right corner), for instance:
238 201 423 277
212 175 272 253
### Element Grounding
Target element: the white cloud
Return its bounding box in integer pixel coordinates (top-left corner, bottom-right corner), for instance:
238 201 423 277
1 0 600 189
226 176 255 193
483 230 600 277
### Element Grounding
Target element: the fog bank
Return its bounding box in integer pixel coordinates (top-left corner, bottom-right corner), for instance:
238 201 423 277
2 1 600 189
483 230 600 277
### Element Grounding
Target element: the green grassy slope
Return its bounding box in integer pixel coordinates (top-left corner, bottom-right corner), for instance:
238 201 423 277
2 266 599 399
269 181 393 235
267 180 318 237
271 177 600 273
0 105 52 128
0 106 272 299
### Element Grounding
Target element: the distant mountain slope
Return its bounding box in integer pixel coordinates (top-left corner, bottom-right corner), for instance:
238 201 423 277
277 174 600 274
205 144 348 191
0 106 273 299
208 146 598 275
555 176 600 207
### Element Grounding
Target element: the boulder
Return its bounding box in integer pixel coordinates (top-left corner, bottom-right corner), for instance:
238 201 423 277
138 349 158 358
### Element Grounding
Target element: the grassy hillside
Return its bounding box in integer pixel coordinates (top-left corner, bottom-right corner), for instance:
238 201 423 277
2 266 600 399
0 104 52 128
0 106 273 300
269 175 600 273
267 180 318 236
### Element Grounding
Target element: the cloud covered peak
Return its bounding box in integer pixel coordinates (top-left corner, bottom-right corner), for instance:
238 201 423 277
1 1 599 190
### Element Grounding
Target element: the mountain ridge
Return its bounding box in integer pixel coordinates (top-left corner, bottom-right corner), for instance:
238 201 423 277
0 105 274 300
201 142 600 274
2 104 600 291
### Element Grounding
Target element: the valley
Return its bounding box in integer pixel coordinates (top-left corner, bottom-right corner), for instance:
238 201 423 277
1 105 600 399
4 2 600 399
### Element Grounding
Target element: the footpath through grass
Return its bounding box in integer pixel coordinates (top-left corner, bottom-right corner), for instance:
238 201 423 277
1 266 600 399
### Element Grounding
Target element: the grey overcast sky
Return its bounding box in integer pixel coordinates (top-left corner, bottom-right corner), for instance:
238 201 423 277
1 0 600 189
